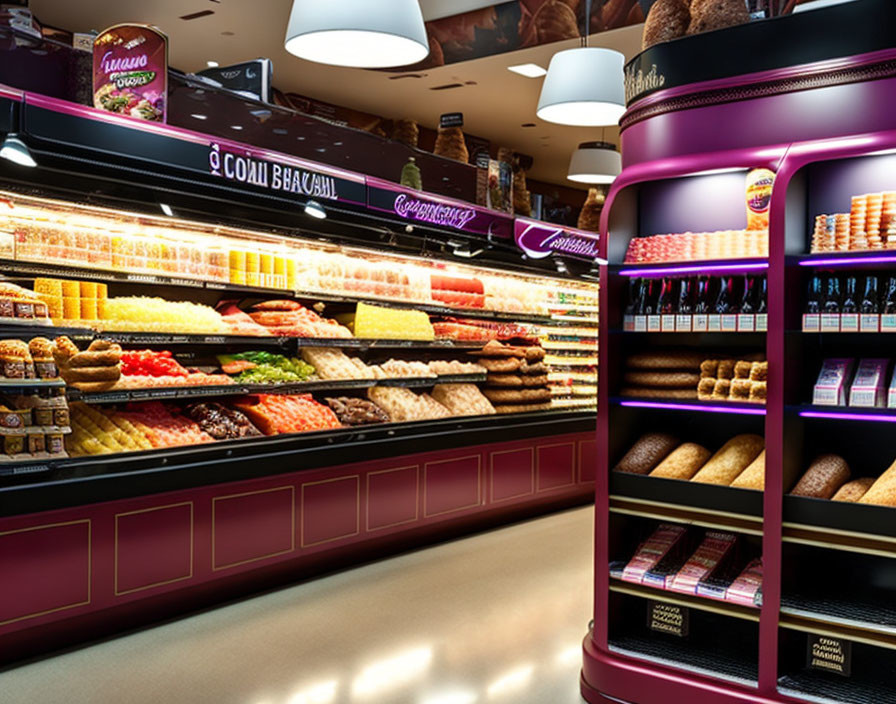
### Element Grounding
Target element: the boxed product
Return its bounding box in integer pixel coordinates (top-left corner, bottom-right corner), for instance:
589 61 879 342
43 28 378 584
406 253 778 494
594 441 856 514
621 523 688 585
848 358 888 408
813 358 855 406
725 559 763 607
668 531 738 595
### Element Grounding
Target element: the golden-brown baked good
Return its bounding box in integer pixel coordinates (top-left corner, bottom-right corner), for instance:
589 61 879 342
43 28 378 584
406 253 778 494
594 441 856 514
642 0 690 49
483 388 551 403
620 387 697 399
749 381 767 403
734 361 753 379
832 477 876 503
691 434 765 486
859 460 896 507
577 188 603 232
525 346 546 362
479 357 522 372
493 403 552 414
28 337 54 359
487 374 524 387
649 443 711 480
532 0 580 43
392 119 419 148
434 126 468 164
67 348 122 368
69 380 119 393
717 359 736 380
791 454 851 499
687 0 750 35
431 383 495 416
624 371 701 388
626 351 703 370
700 359 719 378
520 374 549 387
697 377 716 400
519 361 547 375
750 361 768 382
614 432 680 475
731 450 765 490
53 336 79 365
730 378 752 401
712 379 731 399
470 340 526 358
63 365 121 383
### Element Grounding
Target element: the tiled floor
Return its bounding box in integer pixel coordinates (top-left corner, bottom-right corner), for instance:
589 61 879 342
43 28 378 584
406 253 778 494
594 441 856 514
0 506 594 704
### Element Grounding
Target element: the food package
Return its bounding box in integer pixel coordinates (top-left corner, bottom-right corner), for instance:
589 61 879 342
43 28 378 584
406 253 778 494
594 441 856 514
232 394 341 436
649 443 711 480
301 347 374 381
848 358 889 408
367 386 451 422
324 397 389 426
669 531 738 595
832 477 876 503
730 450 765 491
813 358 855 406
431 383 495 416
621 523 689 585
347 302 434 341
614 433 680 475
791 454 851 499
859 459 896 507
184 403 261 440
725 559 763 607
691 434 764 486
642 0 690 49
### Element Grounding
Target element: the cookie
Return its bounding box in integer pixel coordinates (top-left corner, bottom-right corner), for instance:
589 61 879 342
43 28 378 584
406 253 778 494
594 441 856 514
479 357 522 373
520 361 547 375
483 388 552 403
469 340 525 358
487 374 524 387
520 375 549 387
524 346 545 362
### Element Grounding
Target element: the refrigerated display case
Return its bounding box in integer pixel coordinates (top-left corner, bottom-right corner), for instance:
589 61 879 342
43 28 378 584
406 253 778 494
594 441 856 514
583 3 896 704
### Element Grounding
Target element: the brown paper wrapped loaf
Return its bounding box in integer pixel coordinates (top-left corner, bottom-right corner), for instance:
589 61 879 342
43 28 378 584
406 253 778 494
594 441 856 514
832 477 876 503
642 0 690 49
859 460 896 506
731 450 765 490
649 443 711 480
614 433 680 475
791 454 851 499
691 434 764 486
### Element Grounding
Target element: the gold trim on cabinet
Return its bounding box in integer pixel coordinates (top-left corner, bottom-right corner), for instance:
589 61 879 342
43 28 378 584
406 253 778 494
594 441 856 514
780 614 896 652
535 441 576 492
212 486 295 571
609 579 760 622
365 466 419 533
114 502 194 596
489 447 535 504
610 496 764 536
301 475 361 547
423 455 483 518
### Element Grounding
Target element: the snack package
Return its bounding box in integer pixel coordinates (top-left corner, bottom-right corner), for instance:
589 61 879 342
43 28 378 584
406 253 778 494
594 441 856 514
621 523 688 585
725 559 763 607
849 359 888 408
813 358 855 406
668 531 738 594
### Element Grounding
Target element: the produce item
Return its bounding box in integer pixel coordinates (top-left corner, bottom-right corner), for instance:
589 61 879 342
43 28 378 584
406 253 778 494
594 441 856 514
726 559 763 607
623 371 701 388
301 347 374 380
791 454 851 499
642 0 690 48
813 359 855 406
626 351 703 370
102 297 228 334
832 477 876 503
614 433 680 475
232 394 341 435
217 351 315 384
669 532 738 595
249 301 352 338
367 386 451 422
431 383 495 416
118 402 216 449
371 359 436 379
849 358 889 408
730 450 765 490
324 397 389 426
183 403 261 440
687 0 750 34
622 523 689 585
649 443 711 480
427 359 486 376
216 303 273 336
54 337 122 391
121 350 189 378
692 434 765 486
433 125 468 164
346 302 434 341
621 387 696 400
858 459 896 507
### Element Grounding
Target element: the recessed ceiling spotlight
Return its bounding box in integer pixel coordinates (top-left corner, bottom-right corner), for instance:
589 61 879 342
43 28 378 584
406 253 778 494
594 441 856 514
231 125 243 130
508 63 547 78
304 200 327 219
190 113 208 120
206 60 219 67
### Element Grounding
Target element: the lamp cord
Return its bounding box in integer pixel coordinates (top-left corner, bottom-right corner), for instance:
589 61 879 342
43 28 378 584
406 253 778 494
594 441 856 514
582 0 592 47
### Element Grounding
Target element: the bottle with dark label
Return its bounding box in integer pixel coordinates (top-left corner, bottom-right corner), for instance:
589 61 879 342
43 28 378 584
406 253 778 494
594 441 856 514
756 276 768 331
658 278 675 314
824 276 842 314
740 276 757 314
842 276 859 314
678 278 694 314
643 279 658 315
623 278 639 331
882 276 896 331
860 275 880 332
694 278 711 314
806 276 823 315
714 276 733 315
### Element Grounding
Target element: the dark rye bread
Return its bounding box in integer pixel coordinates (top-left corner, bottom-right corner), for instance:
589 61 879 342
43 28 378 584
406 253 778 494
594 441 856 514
790 454 851 499
614 433 680 475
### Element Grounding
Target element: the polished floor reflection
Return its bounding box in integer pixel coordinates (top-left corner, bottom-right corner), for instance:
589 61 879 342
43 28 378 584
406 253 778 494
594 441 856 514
1 506 593 704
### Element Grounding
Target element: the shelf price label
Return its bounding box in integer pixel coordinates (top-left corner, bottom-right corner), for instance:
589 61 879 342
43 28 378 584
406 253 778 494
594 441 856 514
647 601 689 638
807 635 851 678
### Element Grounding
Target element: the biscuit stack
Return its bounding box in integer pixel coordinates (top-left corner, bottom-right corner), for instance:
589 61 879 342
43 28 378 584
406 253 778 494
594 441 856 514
620 351 703 400
698 358 767 404
472 341 551 414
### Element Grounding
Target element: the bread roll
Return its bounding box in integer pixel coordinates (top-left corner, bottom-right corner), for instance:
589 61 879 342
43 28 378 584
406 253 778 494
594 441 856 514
730 378 752 401
791 454 851 499
712 379 731 399
750 361 768 382
697 377 716 400
859 460 896 506
734 361 753 379
717 360 736 380
700 359 719 378
731 450 765 490
642 0 690 49
832 477 875 503
614 433 680 475
649 443 711 480
691 434 765 486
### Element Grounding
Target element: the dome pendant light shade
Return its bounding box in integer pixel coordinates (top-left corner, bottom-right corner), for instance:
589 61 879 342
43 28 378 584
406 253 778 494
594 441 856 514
536 48 626 127
568 141 621 184
284 0 430 68
0 133 37 168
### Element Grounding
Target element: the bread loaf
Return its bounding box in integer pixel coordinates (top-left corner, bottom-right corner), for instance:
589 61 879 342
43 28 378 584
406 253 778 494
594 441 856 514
614 433 680 475
623 371 701 388
649 443 711 480
791 454 851 499
731 450 765 490
691 434 764 486
620 387 697 399
859 460 896 506
626 351 703 370
687 0 750 35
832 477 875 503
642 0 690 49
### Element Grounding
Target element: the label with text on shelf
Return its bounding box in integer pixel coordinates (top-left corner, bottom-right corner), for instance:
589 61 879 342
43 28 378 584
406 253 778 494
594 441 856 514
675 314 692 332
623 315 635 332
627 315 762 333
821 314 841 333
756 314 767 332
693 314 708 332
883 314 896 332
634 316 647 332
803 314 820 332
647 315 660 333
721 314 738 332
647 601 689 638
737 314 755 333
840 313 859 333
661 314 676 332
807 635 851 678
707 315 722 332
861 314 880 332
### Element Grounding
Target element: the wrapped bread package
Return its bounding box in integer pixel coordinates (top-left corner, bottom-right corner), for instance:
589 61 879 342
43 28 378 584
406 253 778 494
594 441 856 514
691 434 764 486
614 433 680 475
669 531 738 595
730 450 765 491
726 559 763 607
832 477 876 503
859 459 896 507
649 443 711 480
621 523 688 585
791 454 851 499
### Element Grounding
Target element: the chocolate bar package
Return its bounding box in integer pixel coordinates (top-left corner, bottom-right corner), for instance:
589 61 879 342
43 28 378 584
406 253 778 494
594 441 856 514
668 531 738 595
726 558 763 607
621 523 688 585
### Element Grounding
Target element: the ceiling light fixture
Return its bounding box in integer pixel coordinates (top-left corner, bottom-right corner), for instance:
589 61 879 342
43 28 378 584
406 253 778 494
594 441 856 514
305 200 327 219
567 140 621 184
159 203 174 217
284 0 429 68
206 60 219 67
536 0 625 126
0 133 37 167
508 63 547 78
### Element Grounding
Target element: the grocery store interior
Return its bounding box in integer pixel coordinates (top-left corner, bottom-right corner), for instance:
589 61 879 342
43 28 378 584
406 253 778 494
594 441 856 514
0 1 894 703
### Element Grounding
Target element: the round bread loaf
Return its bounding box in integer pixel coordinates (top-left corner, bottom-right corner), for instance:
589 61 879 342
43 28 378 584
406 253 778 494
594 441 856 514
790 454 851 499
620 387 697 399
832 477 875 503
649 442 711 480
626 351 703 370
614 432 680 475
642 0 690 49
687 0 750 34
623 371 701 388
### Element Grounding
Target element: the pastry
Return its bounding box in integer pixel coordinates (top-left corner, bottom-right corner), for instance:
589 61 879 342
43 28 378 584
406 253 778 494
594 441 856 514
734 361 753 380
697 377 716 400
687 0 750 35
525 346 546 362
711 379 731 399
791 454 851 499
692 434 765 486
493 403 552 414
479 357 522 373
67 348 123 368
859 460 896 507
392 119 419 149
649 443 711 480
614 433 679 475
730 450 765 490
470 340 526 358
486 374 524 388
750 361 768 382
717 360 736 380
730 378 752 401
530 0 580 44
483 388 552 403
626 351 703 370
832 477 875 503
749 381 767 403
520 374 549 387
63 365 122 383
620 387 697 399
642 0 690 49
700 359 719 378
433 126 468 164
623 371 701 388
431 383 495 416
519 361 547 375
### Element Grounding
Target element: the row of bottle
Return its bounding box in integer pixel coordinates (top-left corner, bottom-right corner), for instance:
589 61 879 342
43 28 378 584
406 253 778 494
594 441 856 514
623 275 767 333
804 274 896 332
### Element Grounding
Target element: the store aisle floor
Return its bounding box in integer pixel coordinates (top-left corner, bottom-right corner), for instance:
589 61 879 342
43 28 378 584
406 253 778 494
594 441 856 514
1 506 593 704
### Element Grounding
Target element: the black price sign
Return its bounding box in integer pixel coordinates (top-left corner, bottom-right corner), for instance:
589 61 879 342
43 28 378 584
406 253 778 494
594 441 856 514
807 635 852 677
440 112 464 128
647 601 689 638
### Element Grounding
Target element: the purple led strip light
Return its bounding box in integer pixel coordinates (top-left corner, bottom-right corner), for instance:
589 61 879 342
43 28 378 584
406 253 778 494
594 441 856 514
618 262 769 277
800 410 896 422
620 400 767 416
799 255 896 267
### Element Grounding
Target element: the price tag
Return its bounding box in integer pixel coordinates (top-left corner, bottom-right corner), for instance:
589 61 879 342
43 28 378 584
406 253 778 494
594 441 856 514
634 316 647 332
13 463 50 475
661 314 676 332
692 314 708 332
647 315 660 332
623 315 635 332
647 601 689 638
439 112 464 128
707 315 721 332
756 313 768 332
802 314 820 332
204 337 226 344
821 314 841 333
675 315 692 332
860 314 880 333
737 314 755 332
807 635 851 677
840 313 859 333
721 314 738 332
881 314 896 332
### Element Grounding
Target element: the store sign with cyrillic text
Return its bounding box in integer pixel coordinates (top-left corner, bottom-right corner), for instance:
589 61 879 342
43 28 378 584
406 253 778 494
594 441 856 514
514 219 600 260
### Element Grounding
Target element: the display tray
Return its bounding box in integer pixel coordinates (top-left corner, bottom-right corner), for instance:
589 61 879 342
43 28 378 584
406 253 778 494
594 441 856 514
793 251 896 270
67 374 487 404
610 472 764 520
779 670 896 704
781 593 896 638
783 495 896 543
608 635 759 689
83 333 486 351
792 405 896 423
614 258 769 276
609 577 760 622
612 397 767 416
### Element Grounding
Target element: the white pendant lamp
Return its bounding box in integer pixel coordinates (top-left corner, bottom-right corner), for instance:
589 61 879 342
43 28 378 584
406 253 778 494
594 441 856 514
536 0 626 127
568 141 621 184
0 133 37 168
284 0 430 68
